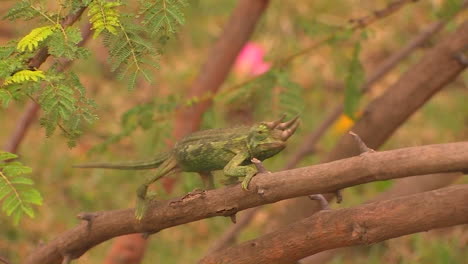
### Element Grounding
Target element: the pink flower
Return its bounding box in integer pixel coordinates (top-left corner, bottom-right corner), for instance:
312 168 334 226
234 43 271 76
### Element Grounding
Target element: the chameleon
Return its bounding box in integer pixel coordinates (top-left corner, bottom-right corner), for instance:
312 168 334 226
74 116 299 220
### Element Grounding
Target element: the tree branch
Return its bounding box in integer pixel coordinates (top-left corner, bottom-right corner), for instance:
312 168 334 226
199 184 468 264
24 141 468 264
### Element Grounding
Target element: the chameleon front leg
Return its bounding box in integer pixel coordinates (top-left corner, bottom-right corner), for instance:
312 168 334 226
223 152 257 190
135 157 178 220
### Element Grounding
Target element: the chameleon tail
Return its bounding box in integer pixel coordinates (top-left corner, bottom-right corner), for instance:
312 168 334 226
73 152 171 170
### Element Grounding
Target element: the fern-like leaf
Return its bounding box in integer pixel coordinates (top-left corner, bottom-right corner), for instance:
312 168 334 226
17 25 57 52
139 0 188 36
88 0 122 38
103 21 158 89
277 71 305 118
38 71 97 147
3 70 46 85
3 1 38 21
0 151 42 225
48 27 89 59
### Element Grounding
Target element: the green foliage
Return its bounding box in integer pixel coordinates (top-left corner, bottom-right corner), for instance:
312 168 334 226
3 1 38 21
48 27 89 59
221 70 304 119
103 21 157 89
39 71 98 147
0 0 190 146
3 70 46 85
92 96 177 152
436 0 463 20
276 71 305 119
299 18 342 38
88 0 122 38
0 152 42 225
139 0 188 37
344 42 364 119
17 25 58 52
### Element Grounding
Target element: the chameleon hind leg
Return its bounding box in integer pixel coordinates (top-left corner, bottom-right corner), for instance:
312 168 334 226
135 157 178 220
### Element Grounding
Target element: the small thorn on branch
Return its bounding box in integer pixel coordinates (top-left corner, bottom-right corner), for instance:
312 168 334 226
229 213 237 224
454 52 468 66
141 232 151 239
349 131 375 154
77 212 98 230
335 190 343 204
309 194 330 210
0 255 11 264
251 158 270 173
61 254 72 264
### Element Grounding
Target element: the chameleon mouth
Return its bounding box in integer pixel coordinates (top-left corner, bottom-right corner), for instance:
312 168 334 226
264 115 300 141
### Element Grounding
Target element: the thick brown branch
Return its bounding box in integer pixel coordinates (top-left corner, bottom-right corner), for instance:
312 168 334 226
172 0 269 139
24 142 468 264
199 185 468 264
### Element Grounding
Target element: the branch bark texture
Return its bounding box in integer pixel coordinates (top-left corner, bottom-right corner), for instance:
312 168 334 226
199 185 468 264
25 142 468 264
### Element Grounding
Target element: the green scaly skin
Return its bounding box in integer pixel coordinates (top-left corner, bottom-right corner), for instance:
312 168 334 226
75 116 299 220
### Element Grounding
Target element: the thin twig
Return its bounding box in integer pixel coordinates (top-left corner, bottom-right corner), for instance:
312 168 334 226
61 254 71 264
77 211 98 231
0 256 11 264
206 207 261 254
308 194 330 210
349 131 375 154
251 158 269 173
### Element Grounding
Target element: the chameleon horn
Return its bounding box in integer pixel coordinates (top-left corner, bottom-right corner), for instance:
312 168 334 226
277 115 299 130
281 120 299 141
264 114 286 129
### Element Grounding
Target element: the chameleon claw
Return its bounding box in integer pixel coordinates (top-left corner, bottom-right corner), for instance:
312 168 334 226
241 179 250 190
135 197 148 220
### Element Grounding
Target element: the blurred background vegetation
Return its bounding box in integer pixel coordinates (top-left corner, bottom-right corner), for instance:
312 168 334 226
0 0 467 263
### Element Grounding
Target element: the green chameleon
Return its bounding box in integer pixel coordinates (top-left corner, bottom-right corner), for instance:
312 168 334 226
75 116 299 220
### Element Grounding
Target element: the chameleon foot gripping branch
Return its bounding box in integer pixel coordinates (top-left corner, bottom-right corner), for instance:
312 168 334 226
75 116 299 220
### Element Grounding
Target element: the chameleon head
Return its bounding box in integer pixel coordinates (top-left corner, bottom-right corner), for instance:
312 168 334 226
247 115 299 160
